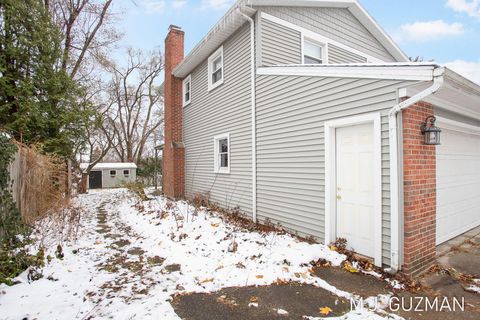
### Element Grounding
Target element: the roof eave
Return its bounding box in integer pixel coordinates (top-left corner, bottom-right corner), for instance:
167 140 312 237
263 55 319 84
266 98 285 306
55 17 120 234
256 63 438 81
172 0 409 78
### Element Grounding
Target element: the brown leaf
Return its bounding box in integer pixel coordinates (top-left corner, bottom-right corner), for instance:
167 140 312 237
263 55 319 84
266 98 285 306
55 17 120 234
255 275 264 279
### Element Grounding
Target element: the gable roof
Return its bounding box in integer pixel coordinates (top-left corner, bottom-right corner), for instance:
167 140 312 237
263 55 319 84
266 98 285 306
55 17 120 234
80 162 138 171
172 0 408 78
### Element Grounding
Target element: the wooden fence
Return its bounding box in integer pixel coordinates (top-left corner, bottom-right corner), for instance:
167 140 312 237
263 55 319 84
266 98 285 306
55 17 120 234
8 142 69 224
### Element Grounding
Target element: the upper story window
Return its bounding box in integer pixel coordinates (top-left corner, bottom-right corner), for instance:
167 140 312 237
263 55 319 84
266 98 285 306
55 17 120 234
208 46 224 91
303 38 325 64
214 133 230 174
183 75 191 106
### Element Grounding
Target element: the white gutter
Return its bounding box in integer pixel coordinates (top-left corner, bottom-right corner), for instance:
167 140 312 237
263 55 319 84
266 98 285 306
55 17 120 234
388 67 445 272
237 8 257 222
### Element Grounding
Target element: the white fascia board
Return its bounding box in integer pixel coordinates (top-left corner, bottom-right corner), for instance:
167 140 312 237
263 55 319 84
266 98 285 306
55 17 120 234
257 65 435 81
173 3 256 78
252 0 355 7
348 4 408 62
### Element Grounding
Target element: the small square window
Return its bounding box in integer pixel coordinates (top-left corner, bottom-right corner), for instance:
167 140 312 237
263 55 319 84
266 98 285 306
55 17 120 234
110 170 116 177
123 169 130 177
303 38 324 64
183 75 191 106
214 133 230 174
208 46 224 91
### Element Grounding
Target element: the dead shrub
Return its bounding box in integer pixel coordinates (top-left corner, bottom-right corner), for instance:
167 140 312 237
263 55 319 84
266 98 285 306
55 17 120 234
192 192 209 208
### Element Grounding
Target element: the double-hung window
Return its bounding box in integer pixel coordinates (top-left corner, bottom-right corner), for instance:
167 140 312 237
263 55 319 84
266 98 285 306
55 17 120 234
214 133 230 174
303 38 325 64
183 75 191 106
123 169 130 177
110 170 116 177
208 46 224 91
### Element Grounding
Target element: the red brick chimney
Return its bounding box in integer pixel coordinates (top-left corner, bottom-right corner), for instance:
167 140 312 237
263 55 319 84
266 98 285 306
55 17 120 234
163 25 185 199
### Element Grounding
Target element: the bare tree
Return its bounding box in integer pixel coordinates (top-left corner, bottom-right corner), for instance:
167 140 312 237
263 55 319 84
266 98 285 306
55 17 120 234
102 48 164 164
45 0 121 80
75 80 116 193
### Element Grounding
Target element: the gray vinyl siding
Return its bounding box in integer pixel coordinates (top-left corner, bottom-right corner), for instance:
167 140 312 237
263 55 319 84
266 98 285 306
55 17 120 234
184 24 253 215
255 75 417 266
261 18 302 66
101 169 136 188
328 44 367 64
257 6 396 62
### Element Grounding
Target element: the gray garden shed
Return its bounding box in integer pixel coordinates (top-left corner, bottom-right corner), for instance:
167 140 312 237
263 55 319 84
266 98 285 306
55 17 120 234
80 162 137 189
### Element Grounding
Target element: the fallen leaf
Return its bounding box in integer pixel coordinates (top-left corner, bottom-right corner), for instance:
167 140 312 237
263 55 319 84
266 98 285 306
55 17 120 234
211 223 219 228
255 275 264 279
343 261 359 273
200 278 214 283
319 306 333 315
249 296 258 302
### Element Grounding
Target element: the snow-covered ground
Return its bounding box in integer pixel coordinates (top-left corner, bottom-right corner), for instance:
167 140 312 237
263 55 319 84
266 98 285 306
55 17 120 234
0 189 401 319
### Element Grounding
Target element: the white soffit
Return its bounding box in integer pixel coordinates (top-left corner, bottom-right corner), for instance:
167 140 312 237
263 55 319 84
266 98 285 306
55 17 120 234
173 1 255 78
172 0 409 78
406 68 480 120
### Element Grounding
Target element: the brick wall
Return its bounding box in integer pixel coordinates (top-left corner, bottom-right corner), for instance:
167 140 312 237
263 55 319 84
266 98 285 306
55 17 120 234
163 25 185 199
402 101 437 275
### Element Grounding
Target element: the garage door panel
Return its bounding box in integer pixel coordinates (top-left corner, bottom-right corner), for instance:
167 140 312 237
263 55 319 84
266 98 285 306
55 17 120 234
436 122 480 245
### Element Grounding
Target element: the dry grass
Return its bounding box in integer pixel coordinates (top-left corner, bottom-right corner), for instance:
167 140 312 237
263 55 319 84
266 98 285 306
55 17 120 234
10 141 69 225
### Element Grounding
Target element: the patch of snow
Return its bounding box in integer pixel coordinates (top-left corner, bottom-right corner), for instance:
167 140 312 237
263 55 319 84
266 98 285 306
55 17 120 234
276 308 289 315
304 308 404 319
465 284 480 294
0 189 403 319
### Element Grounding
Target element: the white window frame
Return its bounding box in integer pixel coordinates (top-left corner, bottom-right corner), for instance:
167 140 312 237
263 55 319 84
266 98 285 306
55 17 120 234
208 46 224 91
302 36 326 65
123 169 130 177
213 133 230 174
182 74 191 107
109 170 116 177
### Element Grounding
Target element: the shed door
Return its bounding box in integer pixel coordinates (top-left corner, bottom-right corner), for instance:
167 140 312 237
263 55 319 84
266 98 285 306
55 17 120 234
336 123 375 257
436 121 480 244
89 170 103 189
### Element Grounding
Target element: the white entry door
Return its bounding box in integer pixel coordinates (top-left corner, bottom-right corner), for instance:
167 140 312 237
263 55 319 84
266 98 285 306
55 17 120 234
436 121 480 244
336 123 375 257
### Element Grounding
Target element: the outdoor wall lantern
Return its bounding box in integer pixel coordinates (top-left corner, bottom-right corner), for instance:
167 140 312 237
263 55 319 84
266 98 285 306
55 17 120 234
421 116 441 145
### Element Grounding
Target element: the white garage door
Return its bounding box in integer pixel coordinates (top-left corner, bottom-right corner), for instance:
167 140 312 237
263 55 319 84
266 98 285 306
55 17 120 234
436 119 480 244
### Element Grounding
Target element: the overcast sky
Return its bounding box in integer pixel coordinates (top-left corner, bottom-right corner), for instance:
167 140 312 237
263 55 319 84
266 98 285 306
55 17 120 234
112 0 480 84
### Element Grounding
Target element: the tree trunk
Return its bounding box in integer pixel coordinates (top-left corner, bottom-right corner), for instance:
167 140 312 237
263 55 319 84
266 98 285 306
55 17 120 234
79 173 89 194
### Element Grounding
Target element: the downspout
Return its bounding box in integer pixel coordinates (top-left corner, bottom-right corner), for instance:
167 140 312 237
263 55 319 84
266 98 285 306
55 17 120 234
237 8 257 222
388 66 445 272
